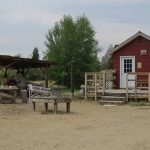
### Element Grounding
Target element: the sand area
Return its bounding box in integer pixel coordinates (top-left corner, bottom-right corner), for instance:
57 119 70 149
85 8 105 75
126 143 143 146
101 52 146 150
0 101 150 150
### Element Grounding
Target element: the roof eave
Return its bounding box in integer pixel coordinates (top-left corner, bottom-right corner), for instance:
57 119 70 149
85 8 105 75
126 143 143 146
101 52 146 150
107 31 150 56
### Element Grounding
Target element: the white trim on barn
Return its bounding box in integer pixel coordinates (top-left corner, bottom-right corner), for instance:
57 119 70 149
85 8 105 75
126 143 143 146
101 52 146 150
120 56 135 88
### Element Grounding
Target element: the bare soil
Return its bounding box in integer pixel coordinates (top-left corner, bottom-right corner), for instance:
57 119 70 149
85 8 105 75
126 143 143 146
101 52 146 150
0 101 150 150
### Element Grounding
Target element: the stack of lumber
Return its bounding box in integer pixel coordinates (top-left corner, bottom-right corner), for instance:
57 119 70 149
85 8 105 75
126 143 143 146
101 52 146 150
0 92 15 104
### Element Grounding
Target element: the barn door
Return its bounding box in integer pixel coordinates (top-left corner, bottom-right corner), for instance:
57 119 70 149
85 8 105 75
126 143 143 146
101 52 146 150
120 56 135 88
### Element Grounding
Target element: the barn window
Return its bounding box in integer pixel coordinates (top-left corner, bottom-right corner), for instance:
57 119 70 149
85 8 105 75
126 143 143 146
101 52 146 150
141 49 147 55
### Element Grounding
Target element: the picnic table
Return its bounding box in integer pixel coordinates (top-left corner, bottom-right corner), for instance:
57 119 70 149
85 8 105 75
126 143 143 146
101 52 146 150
28 84 71 114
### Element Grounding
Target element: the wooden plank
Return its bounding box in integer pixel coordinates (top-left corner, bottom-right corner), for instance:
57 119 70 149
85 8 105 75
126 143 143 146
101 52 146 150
31 99 54 103
66 102 70 113
128 72 149 75
44 103 48 111
102 71 105 95
137 80 148 82
95 73 97 100
86 79 95 81
85 73 87 100
98 89 149 94
32 101 36 111
129 95 148 99
148 73 150 102
135 73 137 101
32 96 71 113
54 102 58 114
126 73 128 102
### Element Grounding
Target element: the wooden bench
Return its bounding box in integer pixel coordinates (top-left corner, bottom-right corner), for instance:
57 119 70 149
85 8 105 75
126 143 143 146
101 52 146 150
28 85 71 113
31 96 71 113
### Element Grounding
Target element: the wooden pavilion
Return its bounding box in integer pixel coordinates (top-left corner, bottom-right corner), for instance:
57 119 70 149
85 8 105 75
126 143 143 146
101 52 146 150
0 55 56 87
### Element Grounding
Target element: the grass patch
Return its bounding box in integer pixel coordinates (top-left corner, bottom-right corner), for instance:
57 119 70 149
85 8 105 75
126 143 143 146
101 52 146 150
61 89 84 100
130 101 150 107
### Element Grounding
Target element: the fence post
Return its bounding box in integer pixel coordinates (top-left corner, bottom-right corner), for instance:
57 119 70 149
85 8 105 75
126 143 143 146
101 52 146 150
85 73 87 100
95 73 97 100
126 73 128 102
135 73 137 101
102 71 106 95
148 73 150 102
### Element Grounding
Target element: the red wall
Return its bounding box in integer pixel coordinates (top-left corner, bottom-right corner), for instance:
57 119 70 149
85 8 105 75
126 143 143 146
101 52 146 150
112 36 150 88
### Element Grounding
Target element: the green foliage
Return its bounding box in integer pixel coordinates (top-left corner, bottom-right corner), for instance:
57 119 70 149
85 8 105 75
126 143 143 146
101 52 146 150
130 101 150 107
100 56 113 70
26 47 42 81
26 69 44 81
32 47 39 60
45 15 100 88
100 44 113 70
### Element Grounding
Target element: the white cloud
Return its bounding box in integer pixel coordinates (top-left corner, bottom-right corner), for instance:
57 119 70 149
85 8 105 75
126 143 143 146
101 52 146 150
2 9 62 26
0 36 11 45
94 21 150 56
47 0 148 4
0 0 150 59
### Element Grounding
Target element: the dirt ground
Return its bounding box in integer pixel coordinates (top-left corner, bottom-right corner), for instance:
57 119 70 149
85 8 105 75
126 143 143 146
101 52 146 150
0 101 150 150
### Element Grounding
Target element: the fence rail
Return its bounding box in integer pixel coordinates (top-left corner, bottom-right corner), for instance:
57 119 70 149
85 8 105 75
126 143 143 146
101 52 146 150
126 72 150 101
85 70 115 100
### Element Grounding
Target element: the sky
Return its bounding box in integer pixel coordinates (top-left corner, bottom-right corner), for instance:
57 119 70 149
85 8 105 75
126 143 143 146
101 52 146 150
0 0 150 59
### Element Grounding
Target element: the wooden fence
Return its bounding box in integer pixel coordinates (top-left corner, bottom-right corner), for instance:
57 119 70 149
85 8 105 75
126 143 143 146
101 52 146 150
85 71 150 102
85 70 115 100
126 72 150 102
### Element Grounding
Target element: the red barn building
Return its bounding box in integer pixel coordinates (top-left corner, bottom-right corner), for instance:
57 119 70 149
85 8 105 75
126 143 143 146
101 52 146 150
108 31 150 88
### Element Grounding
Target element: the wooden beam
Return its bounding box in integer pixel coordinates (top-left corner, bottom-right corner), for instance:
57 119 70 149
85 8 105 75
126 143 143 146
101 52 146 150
148 73 150 102
135 73 137 101
85 73 87 100
102 71 105 95
95 73 97 100
128 72 149 75
5 62 17 68
126 73 128 102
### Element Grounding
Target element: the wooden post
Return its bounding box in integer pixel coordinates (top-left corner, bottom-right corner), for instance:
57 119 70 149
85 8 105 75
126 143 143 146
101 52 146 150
54 101 58 114
66 102 70 113
126 73 128 102
85 73 87 100
28 87 31 103
95 73 97 100
135 73 137 101
148 73 150 102
32 101 36 111
102 71 105 95
44 103 48 111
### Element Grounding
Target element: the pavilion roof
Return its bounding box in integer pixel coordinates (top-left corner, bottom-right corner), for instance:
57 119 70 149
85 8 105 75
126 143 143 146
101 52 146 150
0 55 56 69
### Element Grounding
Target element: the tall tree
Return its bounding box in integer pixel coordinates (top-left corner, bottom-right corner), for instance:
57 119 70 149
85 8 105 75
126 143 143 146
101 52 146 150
27 47 42 80
32 47 39 60
45 15 100 88
100 44 113 70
